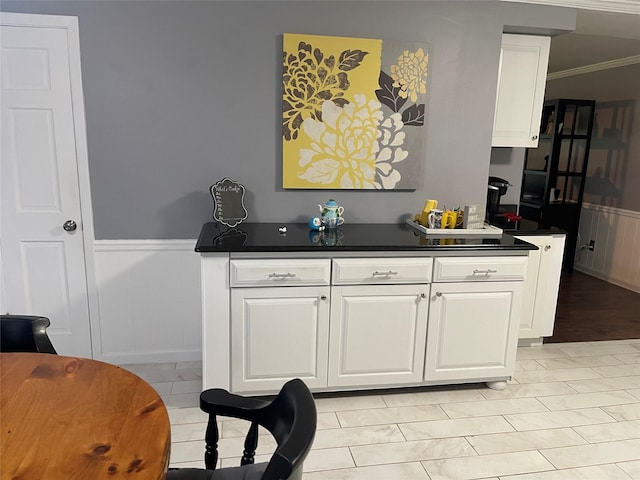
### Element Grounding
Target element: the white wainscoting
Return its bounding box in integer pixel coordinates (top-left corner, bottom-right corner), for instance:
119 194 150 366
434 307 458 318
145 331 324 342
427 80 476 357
93 240 202 364
575 203 640 293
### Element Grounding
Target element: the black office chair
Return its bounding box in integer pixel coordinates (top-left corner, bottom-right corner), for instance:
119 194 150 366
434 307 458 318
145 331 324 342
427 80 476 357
167 378 317 480
0 315 57 354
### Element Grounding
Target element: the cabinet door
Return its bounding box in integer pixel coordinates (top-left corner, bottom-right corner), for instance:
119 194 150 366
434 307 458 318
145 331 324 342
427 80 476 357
329 284 430 387
515 235 565 338
492 34 550 147
515 237 544 337
425 282 522 382
231 286 330 393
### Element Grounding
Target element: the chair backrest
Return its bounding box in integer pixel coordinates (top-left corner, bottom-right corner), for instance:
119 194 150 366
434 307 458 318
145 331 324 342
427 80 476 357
259 378 317 480
0 315 57 354
196 378 317 480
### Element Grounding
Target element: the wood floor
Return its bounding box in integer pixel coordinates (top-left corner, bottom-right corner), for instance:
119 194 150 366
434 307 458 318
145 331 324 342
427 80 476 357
545 270 640 343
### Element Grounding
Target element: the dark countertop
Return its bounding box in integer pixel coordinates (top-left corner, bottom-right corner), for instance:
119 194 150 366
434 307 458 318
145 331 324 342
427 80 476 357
195 222 538 253
493 218 567 236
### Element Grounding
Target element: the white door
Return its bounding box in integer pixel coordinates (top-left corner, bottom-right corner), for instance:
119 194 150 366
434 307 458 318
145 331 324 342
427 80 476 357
425 282 522 382
492 34 550 147
1 14 95 357
329 284 429 387
515 234 566 339
231 286 330 393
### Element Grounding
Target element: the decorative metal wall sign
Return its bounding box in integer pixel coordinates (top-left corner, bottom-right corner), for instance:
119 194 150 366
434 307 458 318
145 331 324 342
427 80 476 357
210 178 248 227
282 33 430 190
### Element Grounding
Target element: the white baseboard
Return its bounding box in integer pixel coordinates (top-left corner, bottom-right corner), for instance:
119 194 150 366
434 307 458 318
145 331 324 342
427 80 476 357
93 239 202 364
574 265 640 294
575 203 640 294
101 350 202 366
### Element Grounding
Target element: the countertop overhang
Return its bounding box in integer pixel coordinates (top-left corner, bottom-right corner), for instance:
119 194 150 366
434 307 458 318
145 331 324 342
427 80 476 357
195 222 538 253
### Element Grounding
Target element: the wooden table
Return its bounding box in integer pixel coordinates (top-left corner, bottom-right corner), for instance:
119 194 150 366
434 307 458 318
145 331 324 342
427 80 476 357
0 353 171 479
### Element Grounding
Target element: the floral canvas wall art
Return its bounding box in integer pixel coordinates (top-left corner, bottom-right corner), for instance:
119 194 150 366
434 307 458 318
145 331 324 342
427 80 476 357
282 33 429 190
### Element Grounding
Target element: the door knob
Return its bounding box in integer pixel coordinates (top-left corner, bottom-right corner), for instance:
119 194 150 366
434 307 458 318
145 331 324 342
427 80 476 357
63 220 77 232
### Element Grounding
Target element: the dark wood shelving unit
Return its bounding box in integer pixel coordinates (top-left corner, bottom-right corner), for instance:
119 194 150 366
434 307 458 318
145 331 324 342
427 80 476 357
519 99 596 271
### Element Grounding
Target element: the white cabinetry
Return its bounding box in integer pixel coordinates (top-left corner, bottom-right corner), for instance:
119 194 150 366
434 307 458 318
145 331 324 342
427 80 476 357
230 259 331 393
328 257 432 387
329 284 429 387
492 34 550 147
515 234 566 341
425 257 526 386
207 252 529 394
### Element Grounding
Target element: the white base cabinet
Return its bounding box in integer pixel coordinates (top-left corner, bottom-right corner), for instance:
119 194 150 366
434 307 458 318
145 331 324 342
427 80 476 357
231 285 330 393
515 234 565 340
425 281 523 383
329 284 429 387
207 252 530 394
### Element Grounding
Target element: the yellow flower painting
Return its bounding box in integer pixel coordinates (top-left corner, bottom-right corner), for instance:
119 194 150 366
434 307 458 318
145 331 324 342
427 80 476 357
283 33 429 190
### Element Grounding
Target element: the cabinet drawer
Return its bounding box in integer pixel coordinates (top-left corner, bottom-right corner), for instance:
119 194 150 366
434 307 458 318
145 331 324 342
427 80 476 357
332 258 432 285
433 257 527 282
230 259 331 287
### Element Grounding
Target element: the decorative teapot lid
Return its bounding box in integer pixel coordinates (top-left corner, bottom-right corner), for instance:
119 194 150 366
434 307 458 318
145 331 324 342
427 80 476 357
325 199 338 207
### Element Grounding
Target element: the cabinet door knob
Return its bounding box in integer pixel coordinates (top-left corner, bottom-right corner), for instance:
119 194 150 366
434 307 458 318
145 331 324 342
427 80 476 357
435 292 442 297
420 293 427 298
531 135 538 141
320 295 327 301
544 245 551 251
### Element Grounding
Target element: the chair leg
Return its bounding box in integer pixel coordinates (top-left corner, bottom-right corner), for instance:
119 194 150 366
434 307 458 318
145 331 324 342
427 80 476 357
240 422 259 466
204 414 219 470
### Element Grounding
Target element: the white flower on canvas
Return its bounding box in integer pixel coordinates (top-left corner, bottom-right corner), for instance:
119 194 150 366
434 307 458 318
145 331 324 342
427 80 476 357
298 95 406 189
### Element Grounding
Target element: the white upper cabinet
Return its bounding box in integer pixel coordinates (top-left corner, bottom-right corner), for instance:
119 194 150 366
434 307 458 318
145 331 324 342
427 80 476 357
492 34 551 148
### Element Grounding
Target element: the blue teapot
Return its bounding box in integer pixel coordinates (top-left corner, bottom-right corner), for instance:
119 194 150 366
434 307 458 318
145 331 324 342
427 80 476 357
318 199 345 229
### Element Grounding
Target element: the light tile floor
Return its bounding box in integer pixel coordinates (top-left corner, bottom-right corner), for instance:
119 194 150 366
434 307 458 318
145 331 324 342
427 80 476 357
121 339 640 479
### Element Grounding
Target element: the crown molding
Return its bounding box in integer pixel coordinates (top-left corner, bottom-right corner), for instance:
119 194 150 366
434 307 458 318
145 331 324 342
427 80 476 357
547 54 640 79
502 0 640 14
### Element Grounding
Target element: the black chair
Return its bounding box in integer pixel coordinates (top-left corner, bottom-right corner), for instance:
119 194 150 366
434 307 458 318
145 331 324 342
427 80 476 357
167 378 317 480
0 315 57 354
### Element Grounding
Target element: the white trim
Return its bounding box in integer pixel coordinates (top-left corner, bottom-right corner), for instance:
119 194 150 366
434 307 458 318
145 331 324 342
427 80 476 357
501 0 640 14
1 13 101 359
101 350 202 366
576 203 640 294
0 12 79 27
94 239 197 252
575 266 640 293
93 240 202 364
582 202 640 220
547 55 640 80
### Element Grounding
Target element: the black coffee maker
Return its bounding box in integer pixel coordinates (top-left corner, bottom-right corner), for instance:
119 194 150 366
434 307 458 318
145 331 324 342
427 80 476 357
486 176 511 223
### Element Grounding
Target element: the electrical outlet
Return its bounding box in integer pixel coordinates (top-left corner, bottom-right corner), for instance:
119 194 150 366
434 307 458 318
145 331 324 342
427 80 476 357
589 240 595 251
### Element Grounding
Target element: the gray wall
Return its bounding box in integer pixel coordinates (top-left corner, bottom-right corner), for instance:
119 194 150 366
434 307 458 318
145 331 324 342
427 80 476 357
1 1 575 239
489 148 526 206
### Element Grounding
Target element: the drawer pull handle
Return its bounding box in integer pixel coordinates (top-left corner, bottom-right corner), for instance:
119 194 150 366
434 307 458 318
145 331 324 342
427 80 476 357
268 272 296 279
473 269 497 275
372 270 398 276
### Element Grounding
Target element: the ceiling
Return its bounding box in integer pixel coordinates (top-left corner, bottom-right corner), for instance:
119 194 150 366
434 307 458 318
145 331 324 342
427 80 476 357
546 9 640 73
